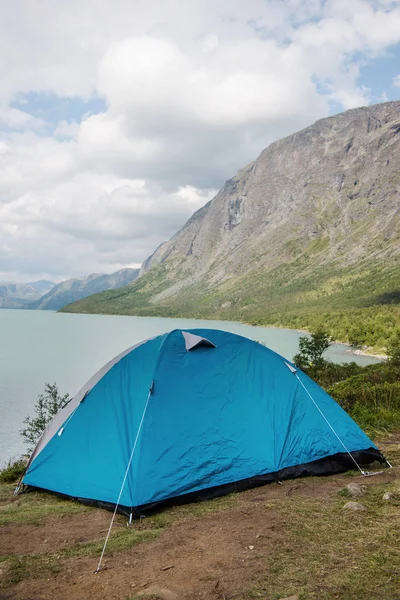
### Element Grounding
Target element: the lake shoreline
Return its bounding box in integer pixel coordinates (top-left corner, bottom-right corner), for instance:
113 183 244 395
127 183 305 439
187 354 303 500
57 307 387 361
281 325 387 360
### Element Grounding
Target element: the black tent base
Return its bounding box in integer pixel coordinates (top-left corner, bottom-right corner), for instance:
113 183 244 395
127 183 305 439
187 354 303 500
23 447 386 518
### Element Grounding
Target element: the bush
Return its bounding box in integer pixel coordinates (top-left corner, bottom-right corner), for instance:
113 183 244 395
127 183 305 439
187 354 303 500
306 361 364 389
21 383 70 453
293 330 332 369
0 458 27 483
325 367 400 434
293 332 400 437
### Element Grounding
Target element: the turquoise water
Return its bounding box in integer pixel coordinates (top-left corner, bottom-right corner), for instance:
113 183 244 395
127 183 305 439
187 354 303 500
0 309 380 466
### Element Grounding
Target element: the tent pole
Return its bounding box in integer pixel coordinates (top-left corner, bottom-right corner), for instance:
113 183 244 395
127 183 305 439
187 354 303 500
94 384 153 574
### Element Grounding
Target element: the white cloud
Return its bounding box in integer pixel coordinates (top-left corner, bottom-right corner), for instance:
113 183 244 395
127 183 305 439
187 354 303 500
95 35 324 127
0 0 400 282
393 74 400 87
0 107 46 131
201 34 219 53
329 87 370 110
0 129 217 279
54 120 80 138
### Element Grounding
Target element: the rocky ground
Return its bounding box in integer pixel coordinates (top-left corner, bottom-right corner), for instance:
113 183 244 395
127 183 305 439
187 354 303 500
1 436 399 600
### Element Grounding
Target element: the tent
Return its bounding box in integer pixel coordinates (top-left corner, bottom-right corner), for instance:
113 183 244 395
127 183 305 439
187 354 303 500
21 328 386 516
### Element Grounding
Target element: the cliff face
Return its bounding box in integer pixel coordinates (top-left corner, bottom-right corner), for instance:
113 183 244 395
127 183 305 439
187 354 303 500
64 101 400 323
142 101 399 290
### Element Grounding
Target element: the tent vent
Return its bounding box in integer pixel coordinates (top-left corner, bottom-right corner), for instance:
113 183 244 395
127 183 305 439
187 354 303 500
182 331 216 351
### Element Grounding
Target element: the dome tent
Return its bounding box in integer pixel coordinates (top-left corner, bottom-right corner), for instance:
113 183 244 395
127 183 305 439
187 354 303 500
21 329 385 516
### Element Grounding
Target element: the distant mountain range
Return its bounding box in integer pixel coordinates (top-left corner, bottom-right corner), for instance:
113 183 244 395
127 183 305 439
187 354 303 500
0 280 55 309
61 101 400 348
0 269 139 311
25 269 140 310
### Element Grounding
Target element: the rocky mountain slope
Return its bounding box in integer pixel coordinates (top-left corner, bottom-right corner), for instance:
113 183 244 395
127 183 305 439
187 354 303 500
27 268 139 310
63 101 400 343
0 280 54 309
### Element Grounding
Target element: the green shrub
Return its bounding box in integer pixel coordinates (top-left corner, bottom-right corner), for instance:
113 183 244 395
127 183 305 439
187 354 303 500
296 332 400 436
0 458 27 483
303 360 364 388
324 366 400 434
293 330 332 369
21 383 69 452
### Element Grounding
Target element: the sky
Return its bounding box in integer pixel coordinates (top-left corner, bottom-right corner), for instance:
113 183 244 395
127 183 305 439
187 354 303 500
0 0 399 283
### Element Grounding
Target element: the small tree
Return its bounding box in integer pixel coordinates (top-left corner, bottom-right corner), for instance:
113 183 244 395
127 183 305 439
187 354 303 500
21 383 70 452
293 329 333 369
348 325 367 348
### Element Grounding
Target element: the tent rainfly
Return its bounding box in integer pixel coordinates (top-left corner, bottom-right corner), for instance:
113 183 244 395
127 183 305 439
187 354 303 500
20 328 387 516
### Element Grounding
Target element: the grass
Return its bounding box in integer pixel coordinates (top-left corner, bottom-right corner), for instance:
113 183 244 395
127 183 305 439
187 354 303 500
0 484 90 525
62 526 161 558
0 519 162 587
0 554 62 586
248 480 400 600
117 491 238 533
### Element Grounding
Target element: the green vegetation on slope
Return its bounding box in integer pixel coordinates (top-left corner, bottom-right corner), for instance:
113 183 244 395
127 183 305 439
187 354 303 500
62 255 400 352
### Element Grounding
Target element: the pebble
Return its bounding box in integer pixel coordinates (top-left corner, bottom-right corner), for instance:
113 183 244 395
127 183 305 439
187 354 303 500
342 501 366 511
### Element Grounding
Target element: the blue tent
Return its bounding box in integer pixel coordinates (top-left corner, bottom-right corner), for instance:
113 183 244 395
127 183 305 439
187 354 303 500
22 329 385 515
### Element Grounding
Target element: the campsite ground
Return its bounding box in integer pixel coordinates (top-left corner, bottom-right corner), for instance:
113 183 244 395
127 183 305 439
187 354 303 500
1 436 399 600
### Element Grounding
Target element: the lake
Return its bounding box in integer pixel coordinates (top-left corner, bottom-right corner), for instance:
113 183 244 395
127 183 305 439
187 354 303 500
0 309 380 466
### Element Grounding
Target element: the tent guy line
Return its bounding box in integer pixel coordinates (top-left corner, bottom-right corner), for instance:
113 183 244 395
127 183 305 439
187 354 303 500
292 367 367 475
95 384 154 574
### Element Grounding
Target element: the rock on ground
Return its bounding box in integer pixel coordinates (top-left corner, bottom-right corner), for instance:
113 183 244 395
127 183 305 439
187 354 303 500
137 587 179 600
346 483 364 498
342 501 366 511
383 491 400 501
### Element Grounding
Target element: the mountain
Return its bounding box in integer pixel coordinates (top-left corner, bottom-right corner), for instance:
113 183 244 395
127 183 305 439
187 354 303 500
29 280 56 295
0 280 55 309
27 269 139 310
62 101 400 348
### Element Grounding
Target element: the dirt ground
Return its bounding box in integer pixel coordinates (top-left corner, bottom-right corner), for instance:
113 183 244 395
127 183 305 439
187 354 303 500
1 437 399 600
